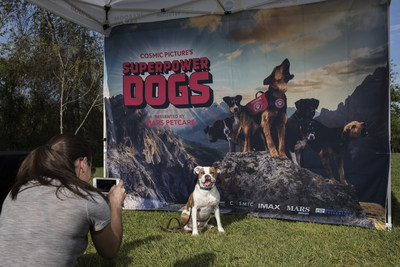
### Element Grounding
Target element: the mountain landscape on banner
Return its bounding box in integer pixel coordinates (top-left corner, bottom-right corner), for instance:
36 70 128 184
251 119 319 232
105 96 197 209
105 66 389 210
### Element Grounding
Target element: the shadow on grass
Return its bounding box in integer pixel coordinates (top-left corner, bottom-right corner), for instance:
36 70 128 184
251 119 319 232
77 253 114 267
78 235 162 267
173 253 216 267
392 192 400 227
218 213 247 228
119 235 163 261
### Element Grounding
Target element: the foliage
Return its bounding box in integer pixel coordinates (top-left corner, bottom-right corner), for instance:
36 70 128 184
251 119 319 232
0 0 104 164
391 61 400 152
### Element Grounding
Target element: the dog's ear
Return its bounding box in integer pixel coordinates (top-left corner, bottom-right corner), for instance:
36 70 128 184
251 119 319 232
294 99 302 109
234 95 242 102
204 126 210 134
194 166 202 174
222 96 231 104
213 166 221 174
211 166 221 179
311 98 320 109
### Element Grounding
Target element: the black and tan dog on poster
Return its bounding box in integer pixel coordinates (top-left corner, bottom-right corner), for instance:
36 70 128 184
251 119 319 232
222 95 244 152
302 120 368 185
223 95 266 152
204 117 237 152
285 98 320 166
260 58 294 158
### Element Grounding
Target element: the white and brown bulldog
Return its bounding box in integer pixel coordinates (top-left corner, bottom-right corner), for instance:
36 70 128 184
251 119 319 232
180 166 225 235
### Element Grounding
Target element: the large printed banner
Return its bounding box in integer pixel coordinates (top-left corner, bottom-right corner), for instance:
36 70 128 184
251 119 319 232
104 0 390 229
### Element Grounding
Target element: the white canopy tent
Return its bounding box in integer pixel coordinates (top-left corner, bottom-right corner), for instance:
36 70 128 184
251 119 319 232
28 0 327 35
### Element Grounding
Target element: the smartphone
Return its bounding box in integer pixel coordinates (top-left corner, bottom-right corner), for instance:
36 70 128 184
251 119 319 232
93 177 120 194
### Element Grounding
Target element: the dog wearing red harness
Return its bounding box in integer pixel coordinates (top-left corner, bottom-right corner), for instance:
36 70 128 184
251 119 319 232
223 95 265 152
260 58 294 158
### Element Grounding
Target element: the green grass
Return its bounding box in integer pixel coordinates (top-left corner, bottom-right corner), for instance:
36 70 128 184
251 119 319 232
79 157 400 266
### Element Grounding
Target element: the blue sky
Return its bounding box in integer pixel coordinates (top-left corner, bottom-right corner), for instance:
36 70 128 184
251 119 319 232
391 0 400 83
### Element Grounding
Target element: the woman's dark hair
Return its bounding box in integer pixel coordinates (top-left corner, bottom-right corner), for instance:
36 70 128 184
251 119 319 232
11 133 104 200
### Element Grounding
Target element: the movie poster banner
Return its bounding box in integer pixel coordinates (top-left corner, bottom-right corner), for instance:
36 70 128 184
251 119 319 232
104 0 390 229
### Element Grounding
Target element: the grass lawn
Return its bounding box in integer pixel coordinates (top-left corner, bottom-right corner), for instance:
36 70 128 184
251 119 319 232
78 155 400 266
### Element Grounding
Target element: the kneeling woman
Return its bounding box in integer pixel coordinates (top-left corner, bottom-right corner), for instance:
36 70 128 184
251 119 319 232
0 133 126 266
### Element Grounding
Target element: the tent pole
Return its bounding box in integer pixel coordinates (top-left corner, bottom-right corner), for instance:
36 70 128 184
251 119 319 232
386 0 392 230
103 56 107 178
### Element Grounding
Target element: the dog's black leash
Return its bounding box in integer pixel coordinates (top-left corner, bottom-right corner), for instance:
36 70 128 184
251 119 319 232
159 211 192 233
159 218 185 233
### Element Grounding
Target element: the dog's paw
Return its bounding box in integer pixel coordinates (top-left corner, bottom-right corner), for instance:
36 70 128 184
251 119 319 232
329 178 340 184
192 230 199 235
270 150 279 158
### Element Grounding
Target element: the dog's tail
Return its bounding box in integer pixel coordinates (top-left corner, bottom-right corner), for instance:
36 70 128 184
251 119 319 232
159 218 191 233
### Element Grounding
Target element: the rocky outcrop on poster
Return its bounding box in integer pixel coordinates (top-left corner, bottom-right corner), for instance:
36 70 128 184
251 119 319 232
215 151 375 228
105 95 197 209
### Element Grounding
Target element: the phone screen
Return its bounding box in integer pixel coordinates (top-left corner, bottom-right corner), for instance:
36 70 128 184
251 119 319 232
96 179 117 192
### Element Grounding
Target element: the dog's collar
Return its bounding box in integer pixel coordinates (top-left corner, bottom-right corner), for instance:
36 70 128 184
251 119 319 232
199 186 212 191
198 182 213 191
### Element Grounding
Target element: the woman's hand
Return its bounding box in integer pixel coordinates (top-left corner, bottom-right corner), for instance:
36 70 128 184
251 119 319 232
108 180 126 209
91 180 126 259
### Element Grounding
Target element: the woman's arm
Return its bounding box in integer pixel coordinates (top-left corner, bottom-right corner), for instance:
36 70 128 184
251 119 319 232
90 180 126 259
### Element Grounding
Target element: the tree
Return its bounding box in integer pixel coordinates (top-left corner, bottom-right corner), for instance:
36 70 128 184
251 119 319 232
0 0 104 165
42 10 103 134
391 60 400 152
